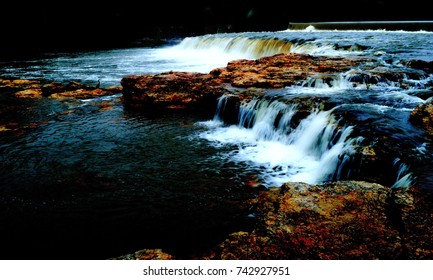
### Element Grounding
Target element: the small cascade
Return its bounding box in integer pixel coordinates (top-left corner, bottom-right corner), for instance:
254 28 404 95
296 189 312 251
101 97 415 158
237 98 298 141
300 74 356 90
213 94 230 122
391 158 417 189
200 96 363 187
297 70 432 101
213 94 240 125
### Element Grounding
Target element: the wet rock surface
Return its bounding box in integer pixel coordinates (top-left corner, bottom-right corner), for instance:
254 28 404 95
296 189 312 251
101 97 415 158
203 181 420 260
120 71 229 115
410 99 433 136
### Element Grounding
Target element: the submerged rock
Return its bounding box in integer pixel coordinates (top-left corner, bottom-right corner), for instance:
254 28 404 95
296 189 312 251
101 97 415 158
0 79 122 135
0 79 121 99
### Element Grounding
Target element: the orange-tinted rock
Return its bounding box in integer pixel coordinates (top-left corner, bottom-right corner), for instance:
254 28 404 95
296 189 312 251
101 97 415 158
106 85 123 93
205 181 420 260
14 88 43 98
210 53 363 88
121 53 433 115
49 88 113 99
121 71 229 112
410 99 433 135
399 188 433 259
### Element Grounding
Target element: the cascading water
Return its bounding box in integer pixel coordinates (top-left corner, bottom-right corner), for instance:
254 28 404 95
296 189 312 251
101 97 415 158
165 33 363 64
391 158 417 189
199 95 364 187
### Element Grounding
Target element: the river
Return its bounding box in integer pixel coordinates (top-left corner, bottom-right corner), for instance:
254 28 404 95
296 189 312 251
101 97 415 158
1 25 432 259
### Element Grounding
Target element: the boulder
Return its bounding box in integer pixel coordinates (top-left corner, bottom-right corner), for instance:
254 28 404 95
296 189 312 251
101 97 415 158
204 181 429 260
403 59 433 74
120 71 230 113
410 99 433 136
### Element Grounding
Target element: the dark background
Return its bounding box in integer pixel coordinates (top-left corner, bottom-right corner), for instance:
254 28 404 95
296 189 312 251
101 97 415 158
1 1 432 58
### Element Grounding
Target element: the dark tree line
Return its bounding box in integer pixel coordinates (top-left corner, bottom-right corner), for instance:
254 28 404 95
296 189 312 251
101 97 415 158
1 1 431 58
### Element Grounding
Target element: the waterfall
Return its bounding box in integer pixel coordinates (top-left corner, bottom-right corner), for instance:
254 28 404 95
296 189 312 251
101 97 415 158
168 35 347 61
391 158 416 189
175 36 294 59
199 96 363 187
238 98 298 141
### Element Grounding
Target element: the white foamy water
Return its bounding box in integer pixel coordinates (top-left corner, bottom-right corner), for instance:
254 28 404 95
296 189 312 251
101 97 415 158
198 97 363 187
154 45 244 73
391 158 417 189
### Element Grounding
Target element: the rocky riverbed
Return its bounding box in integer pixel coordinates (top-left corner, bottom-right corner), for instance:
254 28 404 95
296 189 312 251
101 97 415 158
2 53 433 259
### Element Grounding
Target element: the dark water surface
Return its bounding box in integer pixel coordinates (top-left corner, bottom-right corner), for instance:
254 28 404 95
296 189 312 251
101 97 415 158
0 95 257 259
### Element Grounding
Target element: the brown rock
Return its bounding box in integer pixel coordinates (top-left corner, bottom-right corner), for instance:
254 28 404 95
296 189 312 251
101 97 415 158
49 88 113 99
205 181 418 260
399 188 433 259
121 71 229 112
211 53 363 88
410 99 433 135
106 85 123 93
65 81 87 91
0 79 41 89
13 88 43 98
